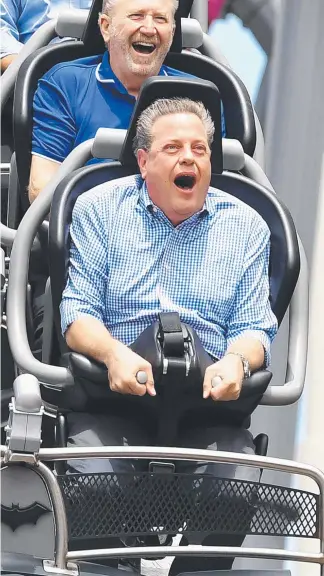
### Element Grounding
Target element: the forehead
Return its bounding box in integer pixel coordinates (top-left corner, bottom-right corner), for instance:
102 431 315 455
114 0 174 15
151 113 208 141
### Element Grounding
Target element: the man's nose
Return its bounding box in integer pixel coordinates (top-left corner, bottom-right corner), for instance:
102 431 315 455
140 16 157 36
179 147 195 163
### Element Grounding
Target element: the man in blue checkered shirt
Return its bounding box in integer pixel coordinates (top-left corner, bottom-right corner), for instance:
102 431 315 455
61 97 277 573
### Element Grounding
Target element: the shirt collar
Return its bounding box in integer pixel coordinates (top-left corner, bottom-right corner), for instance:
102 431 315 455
204 193 214 215
139 180 155 211
96 51 169 96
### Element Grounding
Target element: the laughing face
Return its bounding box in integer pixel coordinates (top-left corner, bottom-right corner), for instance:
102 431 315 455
137 113 212 226
99 0 175 93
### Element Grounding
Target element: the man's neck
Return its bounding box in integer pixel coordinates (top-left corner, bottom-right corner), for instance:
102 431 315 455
110 62 161 98
119 73 148 98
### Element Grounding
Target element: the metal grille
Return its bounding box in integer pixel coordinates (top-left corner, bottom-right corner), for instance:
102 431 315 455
57 472 319 541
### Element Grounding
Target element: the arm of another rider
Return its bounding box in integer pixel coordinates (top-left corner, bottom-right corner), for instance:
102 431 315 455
1 54 17 71
60 192 155 397
28 155 61 203
1 0 22 71
203 216 278 401
0 0 49 71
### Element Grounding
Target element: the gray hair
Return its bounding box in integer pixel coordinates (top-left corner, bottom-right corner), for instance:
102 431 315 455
133 98 215 155
102 0 179 16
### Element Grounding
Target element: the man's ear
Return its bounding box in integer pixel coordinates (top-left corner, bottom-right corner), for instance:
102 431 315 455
137 149 148 179
98 13 111 45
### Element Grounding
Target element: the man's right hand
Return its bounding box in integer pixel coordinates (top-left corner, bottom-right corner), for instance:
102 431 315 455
105 340 156 397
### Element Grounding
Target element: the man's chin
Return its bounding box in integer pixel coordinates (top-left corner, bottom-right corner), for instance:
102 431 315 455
129 61 161 76
128 50 167 75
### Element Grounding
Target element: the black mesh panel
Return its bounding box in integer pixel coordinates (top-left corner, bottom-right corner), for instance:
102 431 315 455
57 472 319 542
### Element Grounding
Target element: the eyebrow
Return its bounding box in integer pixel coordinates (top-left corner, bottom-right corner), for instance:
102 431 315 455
162 139 207 145
127 9 169 16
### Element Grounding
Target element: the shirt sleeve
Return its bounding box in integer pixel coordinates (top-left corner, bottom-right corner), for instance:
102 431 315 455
0 0 49 59
32 65 76 163
60 192 109 335
226 215 278 366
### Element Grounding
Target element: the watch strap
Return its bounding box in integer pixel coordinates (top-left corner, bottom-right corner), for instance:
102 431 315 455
225 352 251 378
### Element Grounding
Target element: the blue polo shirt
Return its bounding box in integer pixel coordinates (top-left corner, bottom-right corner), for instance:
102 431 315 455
33 51 219 165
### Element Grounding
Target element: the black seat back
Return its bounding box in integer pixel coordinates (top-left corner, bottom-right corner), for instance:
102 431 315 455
120 76 223 173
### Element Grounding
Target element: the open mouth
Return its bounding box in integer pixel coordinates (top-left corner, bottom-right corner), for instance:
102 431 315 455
174 174 197 190
132 42 156 54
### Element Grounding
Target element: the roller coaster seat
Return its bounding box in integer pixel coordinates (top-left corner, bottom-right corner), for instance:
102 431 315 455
44 77 300 445
11 0 256 223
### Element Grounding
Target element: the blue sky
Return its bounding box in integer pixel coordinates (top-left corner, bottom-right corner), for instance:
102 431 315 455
209 14 267 103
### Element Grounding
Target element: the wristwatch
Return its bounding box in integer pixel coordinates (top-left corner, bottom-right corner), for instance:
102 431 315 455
226 352 251 379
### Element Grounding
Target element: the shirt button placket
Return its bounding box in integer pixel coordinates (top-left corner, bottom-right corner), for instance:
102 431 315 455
158 231 177 310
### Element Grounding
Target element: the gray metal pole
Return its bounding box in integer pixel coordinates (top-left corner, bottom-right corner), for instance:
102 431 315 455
223 0 281 133
265 0 324 258
224 0 280 57
263 2 324 574
191 0 208 33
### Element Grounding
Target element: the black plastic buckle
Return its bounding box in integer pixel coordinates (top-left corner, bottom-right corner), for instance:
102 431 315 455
158 312 184 357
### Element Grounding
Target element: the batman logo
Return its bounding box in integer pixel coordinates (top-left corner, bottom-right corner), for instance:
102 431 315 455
1 502 51 531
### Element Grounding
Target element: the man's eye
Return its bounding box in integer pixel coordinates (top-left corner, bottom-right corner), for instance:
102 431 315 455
129 13 143 20
166 144 178 151
194 145 207 153
155 16 167 23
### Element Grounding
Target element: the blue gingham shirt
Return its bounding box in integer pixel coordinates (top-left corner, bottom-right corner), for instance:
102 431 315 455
60 175 277 365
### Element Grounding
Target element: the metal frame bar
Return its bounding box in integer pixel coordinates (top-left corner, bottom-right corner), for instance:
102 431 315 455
6 139 95 386
66 545 324 565
36 462 69 570
1 445 323 570
190 0 209 33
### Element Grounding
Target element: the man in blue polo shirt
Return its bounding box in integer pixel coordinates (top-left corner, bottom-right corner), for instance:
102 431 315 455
29 0 185 203
30 0 226 202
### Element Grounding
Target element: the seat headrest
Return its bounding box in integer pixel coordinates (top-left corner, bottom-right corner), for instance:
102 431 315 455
119 76 223 174
82 0 194 55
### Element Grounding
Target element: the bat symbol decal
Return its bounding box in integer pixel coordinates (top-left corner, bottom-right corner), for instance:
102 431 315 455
1 502 51 531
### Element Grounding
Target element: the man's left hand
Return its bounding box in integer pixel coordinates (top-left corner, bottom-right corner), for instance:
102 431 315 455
203 354 244 401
